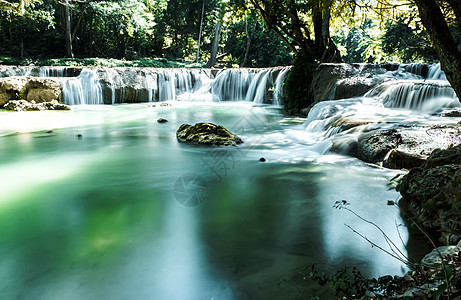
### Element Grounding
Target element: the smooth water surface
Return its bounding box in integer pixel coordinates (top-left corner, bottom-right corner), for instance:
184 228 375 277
0 103 409 299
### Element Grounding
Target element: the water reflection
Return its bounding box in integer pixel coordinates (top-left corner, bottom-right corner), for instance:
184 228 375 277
0 103 409 299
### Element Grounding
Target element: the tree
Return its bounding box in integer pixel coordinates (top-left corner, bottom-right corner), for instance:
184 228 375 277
412 0 461 103
249 0 341 62
247 0 342 111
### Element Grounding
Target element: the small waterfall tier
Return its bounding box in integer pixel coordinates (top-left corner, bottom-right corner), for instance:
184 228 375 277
63 69 104 105
370 80 458 111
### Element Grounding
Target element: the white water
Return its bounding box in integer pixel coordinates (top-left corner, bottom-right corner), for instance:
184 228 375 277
62 68 104 105
303 63 461 155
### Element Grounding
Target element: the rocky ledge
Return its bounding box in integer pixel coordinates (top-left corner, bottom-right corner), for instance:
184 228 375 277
4 100 70 111
331 124 461 170
176 123 243 146
397 143 461 245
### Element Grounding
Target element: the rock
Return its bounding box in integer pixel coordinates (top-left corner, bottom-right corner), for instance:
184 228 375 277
160 102 171 107
259 157 266 162
335 76 387 100
26 77 63 103
441 110 461 117
98 68 158 104
354 125 461 168
4 100 70 111
356 129 402 164
0 77 28 107
157 118 168 123
334 118 373 131
300 107 311 117
0 76 64 107
310 63 390 103
383 149 426 170
397 143 461 244
421 245 460 267
176 123 243 146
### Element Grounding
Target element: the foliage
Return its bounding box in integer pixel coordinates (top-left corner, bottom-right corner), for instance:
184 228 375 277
0 56 202 68
382 16 437 63
223 15 292 67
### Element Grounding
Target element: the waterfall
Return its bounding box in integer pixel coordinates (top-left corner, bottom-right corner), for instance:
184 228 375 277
39 67 66 77
212 69 251 101
273 67 290 106
371 80 458 111
245 70 270 103
427 63 446 80
62 68 104 105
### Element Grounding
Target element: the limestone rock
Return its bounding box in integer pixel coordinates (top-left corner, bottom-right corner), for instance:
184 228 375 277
310 63 391 103
176 123 243 146
0 77 28 107
98 68 158 104
4 100 70 111
26 77 63 103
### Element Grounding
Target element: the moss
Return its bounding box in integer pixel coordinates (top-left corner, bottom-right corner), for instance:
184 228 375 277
176 123 243 146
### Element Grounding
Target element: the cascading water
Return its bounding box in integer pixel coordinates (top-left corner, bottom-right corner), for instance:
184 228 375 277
304 62 461 155
427 63 447 80
62 68 104 105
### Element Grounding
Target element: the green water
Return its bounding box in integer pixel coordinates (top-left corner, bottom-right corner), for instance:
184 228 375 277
0 103 409 299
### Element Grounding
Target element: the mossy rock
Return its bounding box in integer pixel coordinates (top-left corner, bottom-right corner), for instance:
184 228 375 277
176 123 243 146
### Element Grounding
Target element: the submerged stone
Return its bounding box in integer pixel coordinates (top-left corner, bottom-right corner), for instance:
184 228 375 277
176 123 243 146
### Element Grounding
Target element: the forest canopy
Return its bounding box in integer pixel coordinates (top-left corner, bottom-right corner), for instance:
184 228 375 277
0 0 458 68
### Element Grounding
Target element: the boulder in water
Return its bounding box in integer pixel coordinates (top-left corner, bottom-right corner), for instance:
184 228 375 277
356 129 402 164
176 123 243 146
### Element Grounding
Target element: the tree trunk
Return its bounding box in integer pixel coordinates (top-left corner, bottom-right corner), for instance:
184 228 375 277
64 0 74 58
206 21 222 68
240 15 258 68
414 0 461 103
196 0 205 62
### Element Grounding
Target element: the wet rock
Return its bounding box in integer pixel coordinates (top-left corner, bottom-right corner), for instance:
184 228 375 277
310 63 390 103
176 123 243 146
157 118 168 123
334 118 373 131
383 149 426 170
160 102 171 107
356 129 402 164
355 125 461 168
441 109 461 117
397 143 461 244
98 68 158 104
4 100 70 111
259 157 266 162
